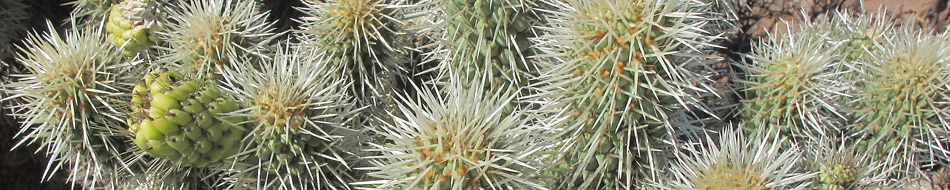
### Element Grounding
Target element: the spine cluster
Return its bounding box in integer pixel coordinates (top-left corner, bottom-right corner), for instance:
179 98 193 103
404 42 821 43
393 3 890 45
8 0 950 189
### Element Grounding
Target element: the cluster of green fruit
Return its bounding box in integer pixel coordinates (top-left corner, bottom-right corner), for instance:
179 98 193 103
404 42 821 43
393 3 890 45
105 0 161 55
816 163 857 190
127 70 244 168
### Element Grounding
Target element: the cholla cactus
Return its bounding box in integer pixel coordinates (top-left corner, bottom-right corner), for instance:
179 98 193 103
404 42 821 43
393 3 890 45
849 22 950 174
3 20 142 188
356 79 552 189
801 135 896 190
296 0 406 100
737 18 847 140
219 44 359 189
533 0 724 188
105 0 165 55
408 0 541 90
651 126 813 189
159 0 276 78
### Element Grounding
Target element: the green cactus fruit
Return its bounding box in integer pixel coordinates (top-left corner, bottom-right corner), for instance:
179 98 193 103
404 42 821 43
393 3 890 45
358 79 550 189
161 0 275 79
650 126 812 189
535 0 725 188
105 0 163 55
4 20 141 188
127 69 245 168
738 19 847 141
850 23 950 170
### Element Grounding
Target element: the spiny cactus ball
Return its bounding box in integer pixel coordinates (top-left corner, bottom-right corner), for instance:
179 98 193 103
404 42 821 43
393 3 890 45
852 26 950 168
105 0 164 55
161 0 275 78
739 20 845 140
824 10 892 63
297 0 402 89
4 20 139 188
127 69 245 168
536 0 723 188
652 126 812 190
360 80 549 189
220 45 358 189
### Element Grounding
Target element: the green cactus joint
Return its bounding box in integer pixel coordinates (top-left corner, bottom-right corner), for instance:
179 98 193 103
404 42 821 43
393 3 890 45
249 84 330 174
297 0 405 99
540 0 711 188
738 21 844 141
851 29 950 164
106 0 163 55
128 69 245 168
441 0 537 89
359 79 548 189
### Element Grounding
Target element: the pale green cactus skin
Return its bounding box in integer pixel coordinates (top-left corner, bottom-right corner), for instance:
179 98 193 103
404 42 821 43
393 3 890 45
127 69 245 168
534 0 725 188
218 44 360 190
738 19 847 141
436 0 538 89
398 0 542 96
850 26 950 170
105 0 163 55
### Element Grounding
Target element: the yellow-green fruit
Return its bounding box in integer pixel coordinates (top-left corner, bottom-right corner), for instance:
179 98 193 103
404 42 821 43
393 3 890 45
106 0 163 55
816 164 856 190
127 69 244 167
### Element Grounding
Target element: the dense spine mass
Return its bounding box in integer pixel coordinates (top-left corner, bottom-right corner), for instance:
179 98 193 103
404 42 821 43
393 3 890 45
220 44 359 189
850 26 950 172
159 0 275 78
4 20 139 188
738 19 846 141
652 126 812 189
535 0 723 188
357 79 550 190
